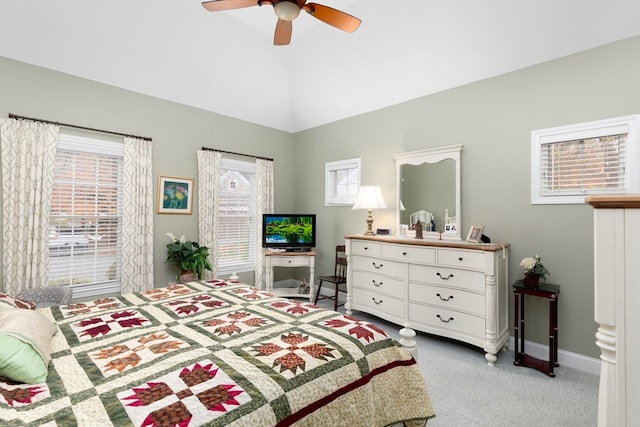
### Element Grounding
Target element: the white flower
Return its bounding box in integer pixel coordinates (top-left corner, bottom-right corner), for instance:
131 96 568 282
166 232 187 244
520 254 550 280
520 257 536 272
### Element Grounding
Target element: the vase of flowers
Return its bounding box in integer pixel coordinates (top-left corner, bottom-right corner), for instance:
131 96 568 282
520 255 549 288
165 233 212 282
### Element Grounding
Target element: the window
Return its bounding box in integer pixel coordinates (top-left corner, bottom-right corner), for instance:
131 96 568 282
531 115 640 204
217 158 256 275
325 158 361 206
49 133 123 299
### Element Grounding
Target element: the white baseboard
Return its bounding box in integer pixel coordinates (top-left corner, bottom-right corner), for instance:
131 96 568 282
508 336 601 375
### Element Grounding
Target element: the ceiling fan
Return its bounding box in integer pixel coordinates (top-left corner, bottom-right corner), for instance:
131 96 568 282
201 0 361 45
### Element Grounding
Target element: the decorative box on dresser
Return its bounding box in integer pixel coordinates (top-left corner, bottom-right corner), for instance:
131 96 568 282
345 235 510 366
586 195 640 427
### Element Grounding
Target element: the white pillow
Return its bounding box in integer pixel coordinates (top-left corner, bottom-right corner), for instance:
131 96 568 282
0 308 57 384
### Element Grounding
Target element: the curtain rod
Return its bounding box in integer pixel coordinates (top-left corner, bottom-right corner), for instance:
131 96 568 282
201 146 273 162
8 113 152 142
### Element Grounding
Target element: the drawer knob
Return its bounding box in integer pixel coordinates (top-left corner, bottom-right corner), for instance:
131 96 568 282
458 257 463 261
436 293 454 302
372 280 383 287
437 314 454 323
402 252 407 256
372 297 383 305
436 272 454 280
364 246 368 250
372 262 383 269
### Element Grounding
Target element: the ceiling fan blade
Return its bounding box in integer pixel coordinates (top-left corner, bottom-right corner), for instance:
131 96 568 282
302 3 361 32
201 0 260 12
274 18 293 45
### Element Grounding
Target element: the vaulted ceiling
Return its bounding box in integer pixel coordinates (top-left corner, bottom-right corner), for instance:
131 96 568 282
1 1 640 132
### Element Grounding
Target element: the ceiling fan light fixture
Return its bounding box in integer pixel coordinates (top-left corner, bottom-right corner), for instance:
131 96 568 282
274 1 300 21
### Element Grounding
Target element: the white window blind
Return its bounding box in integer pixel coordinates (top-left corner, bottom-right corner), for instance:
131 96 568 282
325 158 361 206
217 159 256 274
531 115 640 204
49 133 123 296
540 135 626 196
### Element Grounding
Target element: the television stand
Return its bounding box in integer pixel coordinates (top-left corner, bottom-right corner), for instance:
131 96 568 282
264 250 315 302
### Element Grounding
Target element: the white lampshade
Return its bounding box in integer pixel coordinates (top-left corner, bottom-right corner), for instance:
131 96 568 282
352 186 387 210
352 186 386 235
274 1 301 21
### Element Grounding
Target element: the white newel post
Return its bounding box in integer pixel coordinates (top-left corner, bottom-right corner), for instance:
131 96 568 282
588 195 640 427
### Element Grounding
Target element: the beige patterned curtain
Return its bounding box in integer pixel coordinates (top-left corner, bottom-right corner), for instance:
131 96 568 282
120 137 154 293
254 158 274 287
0 118 59 294
197 150 221 280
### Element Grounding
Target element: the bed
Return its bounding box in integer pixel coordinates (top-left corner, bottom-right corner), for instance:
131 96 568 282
0 280 434 426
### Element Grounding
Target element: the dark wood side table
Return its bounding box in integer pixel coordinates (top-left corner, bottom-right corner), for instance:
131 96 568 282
513 280 560 377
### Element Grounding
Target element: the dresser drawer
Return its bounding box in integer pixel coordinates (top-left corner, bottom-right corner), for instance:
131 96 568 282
268 256 310 267
409 303 485 339
408 283 485 317
353 288 405 319
353 271 406 297
437 248 486 271
350 240 381 257
382 244 436 264
408 264 485 293
351 256 405 279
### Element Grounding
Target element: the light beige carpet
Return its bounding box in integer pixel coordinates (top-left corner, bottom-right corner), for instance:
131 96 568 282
311 295 598 427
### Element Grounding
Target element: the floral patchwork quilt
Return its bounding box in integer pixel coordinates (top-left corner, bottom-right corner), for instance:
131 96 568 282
0 281 434 426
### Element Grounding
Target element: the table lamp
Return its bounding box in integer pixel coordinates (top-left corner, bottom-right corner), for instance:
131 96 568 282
352 186 387 235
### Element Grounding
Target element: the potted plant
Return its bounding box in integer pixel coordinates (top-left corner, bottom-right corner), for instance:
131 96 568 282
165 233 212 282
519 254 549 287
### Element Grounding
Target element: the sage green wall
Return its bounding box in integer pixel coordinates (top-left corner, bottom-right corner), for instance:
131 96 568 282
292 35 640 359
0 56 295 287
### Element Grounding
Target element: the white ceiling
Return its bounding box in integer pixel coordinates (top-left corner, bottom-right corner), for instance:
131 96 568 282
1 1 640 133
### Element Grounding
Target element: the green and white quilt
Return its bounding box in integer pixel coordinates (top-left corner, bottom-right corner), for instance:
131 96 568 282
0 281 434 426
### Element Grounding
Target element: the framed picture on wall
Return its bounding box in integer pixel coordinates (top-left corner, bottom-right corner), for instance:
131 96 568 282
465 225 484 243
157 176 194 214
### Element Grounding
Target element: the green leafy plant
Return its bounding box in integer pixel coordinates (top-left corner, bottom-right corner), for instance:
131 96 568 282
165 233 212 281
520 255 549 281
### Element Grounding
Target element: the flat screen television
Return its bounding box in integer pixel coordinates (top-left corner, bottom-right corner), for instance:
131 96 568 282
262 214 316 251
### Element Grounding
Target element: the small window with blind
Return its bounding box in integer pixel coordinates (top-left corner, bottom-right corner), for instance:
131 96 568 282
49 132 123 299
325 158 361 206
217 158 256 275
531 115 640 204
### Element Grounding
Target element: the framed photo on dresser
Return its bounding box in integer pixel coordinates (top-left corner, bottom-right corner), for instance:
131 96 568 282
466 225 484 243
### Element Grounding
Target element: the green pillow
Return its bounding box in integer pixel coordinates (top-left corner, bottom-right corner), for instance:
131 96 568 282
0 309 57 384
0 334 49 383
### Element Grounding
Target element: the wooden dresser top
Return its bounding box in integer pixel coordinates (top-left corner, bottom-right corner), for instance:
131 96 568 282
586 194 640 209
345 234 510 252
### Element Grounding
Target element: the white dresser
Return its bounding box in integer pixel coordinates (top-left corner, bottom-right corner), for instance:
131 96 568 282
587 195 640 427
345 235 510 365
